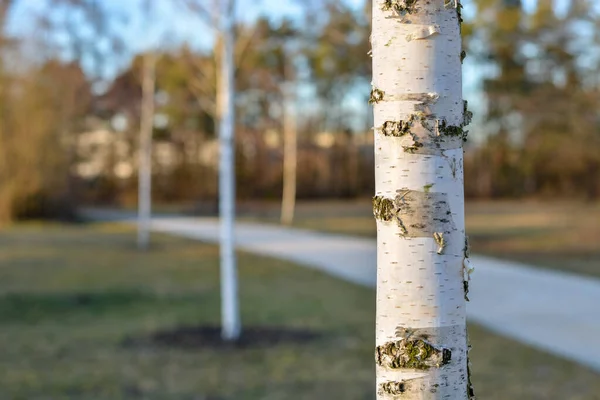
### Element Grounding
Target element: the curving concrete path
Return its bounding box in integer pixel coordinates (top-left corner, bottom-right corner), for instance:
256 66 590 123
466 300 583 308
86 210 600 373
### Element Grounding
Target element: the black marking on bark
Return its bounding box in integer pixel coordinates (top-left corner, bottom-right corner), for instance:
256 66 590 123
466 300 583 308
373 191 456 237
403 133 424 153
381 0 418 16
457 1 464 24
463 236 473 301
463 100 473 126
449 157 458 178
369 88 385 104
461 50 467 64
375 338 451 370
379 381 406 395
467 332 476 399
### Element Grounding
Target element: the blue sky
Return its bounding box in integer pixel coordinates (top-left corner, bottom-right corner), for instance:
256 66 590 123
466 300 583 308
7 0 364 54
6 0 573 138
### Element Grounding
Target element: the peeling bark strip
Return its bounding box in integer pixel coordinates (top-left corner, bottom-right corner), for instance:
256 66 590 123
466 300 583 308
394 92 439 104
463 257 474 302
375 338 451 370
433 232 446 254
379 379 446 397
377 114 465 156
406 25 440 42
373 191 456 237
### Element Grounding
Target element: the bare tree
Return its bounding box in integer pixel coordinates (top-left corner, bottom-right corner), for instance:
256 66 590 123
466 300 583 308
179 0 241 341
137 51 156 250
280 55 297 225
217 0 240 341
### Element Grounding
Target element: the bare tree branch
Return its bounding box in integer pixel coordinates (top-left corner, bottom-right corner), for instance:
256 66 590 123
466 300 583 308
178 0 217 29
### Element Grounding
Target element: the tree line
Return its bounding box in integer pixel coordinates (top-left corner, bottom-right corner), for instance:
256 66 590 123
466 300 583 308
0 0 598 223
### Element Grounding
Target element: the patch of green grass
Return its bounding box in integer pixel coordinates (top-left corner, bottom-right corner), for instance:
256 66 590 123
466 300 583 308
0 224 599 399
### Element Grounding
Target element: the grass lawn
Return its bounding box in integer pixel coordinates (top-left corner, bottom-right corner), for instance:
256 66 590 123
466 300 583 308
241 199 600 278
0 224 599 399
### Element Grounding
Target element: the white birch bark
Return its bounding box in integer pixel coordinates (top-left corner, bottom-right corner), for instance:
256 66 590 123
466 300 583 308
280 58 297 226
218 0 241 341
371 1 472 398
137 52 156 250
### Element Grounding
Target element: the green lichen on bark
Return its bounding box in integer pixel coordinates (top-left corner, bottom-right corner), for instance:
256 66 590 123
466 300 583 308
433 98 472 144
375 338 451 370
457 1 464 23
381 0 418 15
373 195 395 221
369 88 385 104
438 119 468 142
382 120 411 137
379 381 406 395
381 112 427 137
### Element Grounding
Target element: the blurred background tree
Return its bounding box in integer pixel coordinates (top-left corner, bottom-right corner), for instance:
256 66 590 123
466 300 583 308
0 0 599 224
463 0 600 199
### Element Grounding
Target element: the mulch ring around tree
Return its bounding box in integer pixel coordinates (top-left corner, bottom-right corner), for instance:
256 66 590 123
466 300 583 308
123 325 322 349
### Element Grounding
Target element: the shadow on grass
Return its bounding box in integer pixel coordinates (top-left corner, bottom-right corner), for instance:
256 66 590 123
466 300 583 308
125 325 322 349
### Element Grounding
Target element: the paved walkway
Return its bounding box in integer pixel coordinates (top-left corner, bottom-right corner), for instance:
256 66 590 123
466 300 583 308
88 210 600 372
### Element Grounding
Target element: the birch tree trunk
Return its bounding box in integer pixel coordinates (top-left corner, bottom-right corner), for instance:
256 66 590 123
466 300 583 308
218 0 241 341
137 52 156 250
371 1 473 398
280 58 297 226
